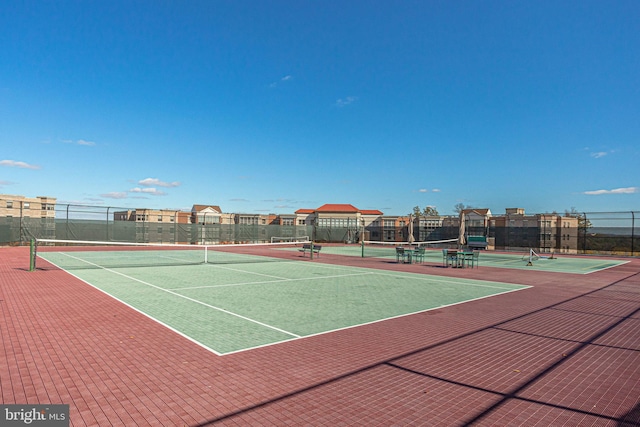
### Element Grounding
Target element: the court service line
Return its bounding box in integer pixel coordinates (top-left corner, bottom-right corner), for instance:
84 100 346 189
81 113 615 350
56 252 302 339
239 256 525 290
582 260 629 274
224 285 530 356
204 263 290 280
172 271 376 291
369 271 525 290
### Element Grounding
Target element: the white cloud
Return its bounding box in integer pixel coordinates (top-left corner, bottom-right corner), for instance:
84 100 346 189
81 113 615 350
418 189 428 193
138 178 180 188
269 75 293 88
61 139 96 146
101 192 128 199
587 147 617 159
0 160 41 170
432 189 441 193
590 151 608 159
129 187 167 196
583 187 638 195
336 96 358 107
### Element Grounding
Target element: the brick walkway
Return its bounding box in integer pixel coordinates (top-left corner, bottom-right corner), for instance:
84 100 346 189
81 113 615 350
1 246 638 426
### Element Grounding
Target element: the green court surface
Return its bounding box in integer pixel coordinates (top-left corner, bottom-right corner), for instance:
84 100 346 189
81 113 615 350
38 250 528 355
312 245 627 274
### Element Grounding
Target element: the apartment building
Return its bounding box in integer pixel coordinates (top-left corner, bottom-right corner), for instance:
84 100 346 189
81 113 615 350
112 208 190 243
294 209 315 226
491 208 578 254
0 194 57 218
0 194 581 253
191 205 223 224
0 194 57 242
417 215 445 242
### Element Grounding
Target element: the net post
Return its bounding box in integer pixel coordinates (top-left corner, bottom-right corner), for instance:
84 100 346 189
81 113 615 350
361 240 365 257
204 246 208 263
29 238 36 271
310 241 314 260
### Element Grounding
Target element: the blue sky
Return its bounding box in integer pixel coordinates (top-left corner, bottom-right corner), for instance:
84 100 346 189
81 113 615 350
1 1 638 216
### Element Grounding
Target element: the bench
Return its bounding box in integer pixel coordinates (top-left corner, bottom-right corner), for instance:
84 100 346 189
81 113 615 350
467 235 488 249
299 243 322 257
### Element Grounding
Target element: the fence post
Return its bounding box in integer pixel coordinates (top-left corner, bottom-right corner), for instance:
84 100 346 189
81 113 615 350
632 211 635 256
29 238 35 271
582 212 587 254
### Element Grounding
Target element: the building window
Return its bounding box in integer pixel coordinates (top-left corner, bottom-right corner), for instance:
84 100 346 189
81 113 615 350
6 201 13 208
239 217 258 225
23 202 30 209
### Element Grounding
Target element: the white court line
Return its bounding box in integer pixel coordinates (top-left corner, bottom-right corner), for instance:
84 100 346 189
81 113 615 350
54 252 302 339
185 257 523 292
581 260 629 274
370 271 524 290
172 271 376 291
223 285 531 356
42 251 533 357
315 259 523 290
204 263 290 280
38 254 225 356
258 259 524 291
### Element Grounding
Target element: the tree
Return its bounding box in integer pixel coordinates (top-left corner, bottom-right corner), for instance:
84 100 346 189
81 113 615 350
565 207 592 231
454 203 472 214
423 206 439 216
411 206 440 217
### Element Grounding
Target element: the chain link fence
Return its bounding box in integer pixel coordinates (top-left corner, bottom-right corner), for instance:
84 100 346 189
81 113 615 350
578 211 638 256
0 200 637 256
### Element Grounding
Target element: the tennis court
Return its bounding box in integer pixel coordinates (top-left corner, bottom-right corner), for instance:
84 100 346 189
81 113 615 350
311 243 627 274
3 243 639 426
37 246 528 355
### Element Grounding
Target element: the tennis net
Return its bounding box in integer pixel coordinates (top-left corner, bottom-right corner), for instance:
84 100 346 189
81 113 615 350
361 238 458 258
30 238 310 270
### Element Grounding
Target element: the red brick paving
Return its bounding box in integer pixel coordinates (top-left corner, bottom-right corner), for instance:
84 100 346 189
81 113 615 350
1 245 639 426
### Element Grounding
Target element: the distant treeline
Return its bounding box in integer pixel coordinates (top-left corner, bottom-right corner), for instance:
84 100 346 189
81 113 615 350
580 233 639 255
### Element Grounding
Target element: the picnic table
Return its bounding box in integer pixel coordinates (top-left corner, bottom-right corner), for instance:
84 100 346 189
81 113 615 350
395 247 425 264
443 249 478 268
